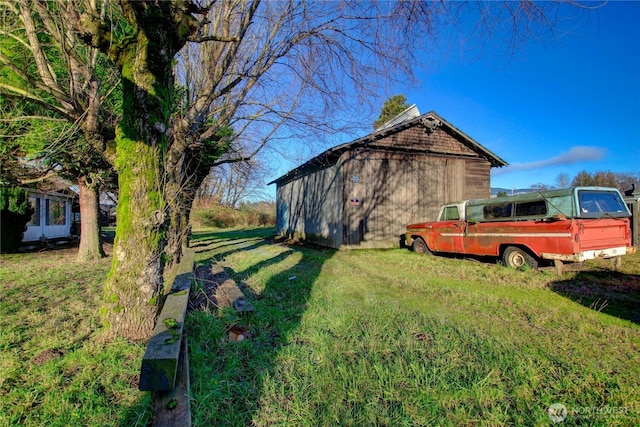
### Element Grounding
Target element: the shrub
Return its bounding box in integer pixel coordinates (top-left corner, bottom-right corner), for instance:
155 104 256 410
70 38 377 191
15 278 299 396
191 202 276 228
0 186 34 253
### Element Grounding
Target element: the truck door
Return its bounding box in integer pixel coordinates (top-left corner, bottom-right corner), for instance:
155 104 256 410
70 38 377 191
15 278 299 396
432 205 466 254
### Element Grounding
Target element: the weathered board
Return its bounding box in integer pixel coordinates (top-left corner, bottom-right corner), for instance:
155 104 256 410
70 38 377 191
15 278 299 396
139 249 194 391
216 278 254 314
210 263 254 313
152 334 191 427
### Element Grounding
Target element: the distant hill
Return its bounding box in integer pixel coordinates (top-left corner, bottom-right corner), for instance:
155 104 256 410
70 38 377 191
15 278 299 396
490 187 534 197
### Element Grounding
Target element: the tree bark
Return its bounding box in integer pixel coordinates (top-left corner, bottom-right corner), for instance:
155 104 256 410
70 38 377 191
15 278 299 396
101 135 166 341
164 142 215 268
76 176 106 261
164 177 186 270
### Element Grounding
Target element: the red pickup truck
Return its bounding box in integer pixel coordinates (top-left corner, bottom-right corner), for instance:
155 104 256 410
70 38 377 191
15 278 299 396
405 187 635 272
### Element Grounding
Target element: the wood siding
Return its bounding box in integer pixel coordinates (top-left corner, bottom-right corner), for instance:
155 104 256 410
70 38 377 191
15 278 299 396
464 159 491 200
276 161 344 247
372 126 480 158
342 150 476 248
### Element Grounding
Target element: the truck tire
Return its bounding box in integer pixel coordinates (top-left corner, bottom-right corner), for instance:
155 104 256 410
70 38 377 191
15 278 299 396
502 246 538 270
412 237 431 255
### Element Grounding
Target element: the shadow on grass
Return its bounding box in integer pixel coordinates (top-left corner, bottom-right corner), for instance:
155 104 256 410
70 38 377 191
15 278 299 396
189 227 272 246
186 228 334 425
548 268 640 325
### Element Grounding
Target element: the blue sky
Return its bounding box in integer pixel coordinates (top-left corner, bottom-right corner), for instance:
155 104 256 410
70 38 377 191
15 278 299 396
266 1 639 196
409 1 640 190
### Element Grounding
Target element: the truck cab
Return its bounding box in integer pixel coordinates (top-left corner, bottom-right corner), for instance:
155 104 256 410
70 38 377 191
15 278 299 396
406 201 468 255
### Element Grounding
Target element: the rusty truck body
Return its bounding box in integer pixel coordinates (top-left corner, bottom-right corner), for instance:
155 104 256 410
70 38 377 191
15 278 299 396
405 187 636 272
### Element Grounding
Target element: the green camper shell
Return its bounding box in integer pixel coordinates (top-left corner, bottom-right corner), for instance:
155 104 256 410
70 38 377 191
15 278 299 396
465 187 630 223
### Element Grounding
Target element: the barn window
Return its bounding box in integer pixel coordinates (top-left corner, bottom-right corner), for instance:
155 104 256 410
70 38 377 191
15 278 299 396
46 199 66 225
28 197 40 226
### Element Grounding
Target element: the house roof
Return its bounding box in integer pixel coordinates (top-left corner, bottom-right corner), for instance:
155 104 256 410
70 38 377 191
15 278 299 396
268 110 509 185
375 104 421 131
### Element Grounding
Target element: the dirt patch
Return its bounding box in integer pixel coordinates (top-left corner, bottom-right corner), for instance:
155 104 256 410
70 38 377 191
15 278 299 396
129 372 140 389
32 348 66 365
189 265 223 312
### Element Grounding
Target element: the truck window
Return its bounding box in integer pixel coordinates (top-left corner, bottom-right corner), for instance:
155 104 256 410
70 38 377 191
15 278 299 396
578 190 629 217
441 206 460 221
483 202 513 220
515 200 547 218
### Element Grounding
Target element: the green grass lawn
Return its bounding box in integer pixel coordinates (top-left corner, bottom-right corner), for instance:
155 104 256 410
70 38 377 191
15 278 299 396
0 248 152 427
1 228 638 426
188 227 640 426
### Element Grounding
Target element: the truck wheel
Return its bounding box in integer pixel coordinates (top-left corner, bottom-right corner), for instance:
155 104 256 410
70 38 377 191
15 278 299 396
502 246 538 270
412 237 431 255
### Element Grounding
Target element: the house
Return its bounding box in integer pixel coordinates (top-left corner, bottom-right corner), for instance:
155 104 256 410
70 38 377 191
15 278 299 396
268 108 508 249
21 178 79 245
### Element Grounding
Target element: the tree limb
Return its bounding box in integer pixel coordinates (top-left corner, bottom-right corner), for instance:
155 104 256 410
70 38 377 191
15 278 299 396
0 83 75 121
19 171 60 185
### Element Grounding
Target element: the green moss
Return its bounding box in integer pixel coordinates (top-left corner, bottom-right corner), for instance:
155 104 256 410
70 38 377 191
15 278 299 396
105 292 119 304
163 318 179 329
98 306 110 329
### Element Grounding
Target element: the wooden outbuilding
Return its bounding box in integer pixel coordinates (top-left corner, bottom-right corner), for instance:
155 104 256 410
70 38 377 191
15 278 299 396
269 109 508 249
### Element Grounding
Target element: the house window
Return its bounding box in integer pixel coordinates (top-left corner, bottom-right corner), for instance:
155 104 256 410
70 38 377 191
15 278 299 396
28 197 40 226
46 199 66 225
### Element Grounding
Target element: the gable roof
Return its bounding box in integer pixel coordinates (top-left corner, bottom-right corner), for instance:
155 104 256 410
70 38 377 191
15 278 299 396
269 110 508 185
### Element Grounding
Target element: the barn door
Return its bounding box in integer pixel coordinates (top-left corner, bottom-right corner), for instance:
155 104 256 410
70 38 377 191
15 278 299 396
344 155 364 245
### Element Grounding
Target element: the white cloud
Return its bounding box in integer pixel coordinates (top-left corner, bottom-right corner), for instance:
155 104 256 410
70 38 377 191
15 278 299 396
492 146 607 176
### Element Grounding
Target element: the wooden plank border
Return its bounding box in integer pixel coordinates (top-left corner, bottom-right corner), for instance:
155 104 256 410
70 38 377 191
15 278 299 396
152 333 192 427
139 248 195 391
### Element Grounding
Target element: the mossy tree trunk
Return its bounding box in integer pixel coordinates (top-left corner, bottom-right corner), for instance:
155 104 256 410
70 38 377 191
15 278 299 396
102 126 166 340
77 176 106 261
164 122 234 268
99 2 197 341
164 178 188 270
164 125 196 269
